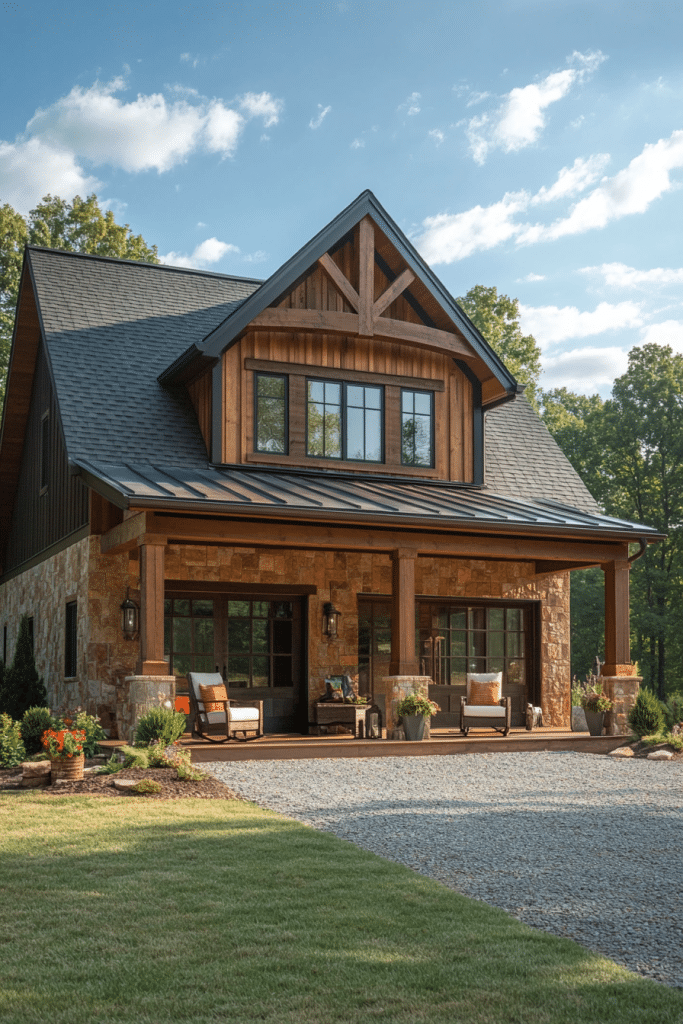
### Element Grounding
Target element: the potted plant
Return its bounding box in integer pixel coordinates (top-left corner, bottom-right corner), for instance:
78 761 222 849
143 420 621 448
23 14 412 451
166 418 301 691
41 725 87 780
580 683 613 737
570 677 589 732
396 691 440 741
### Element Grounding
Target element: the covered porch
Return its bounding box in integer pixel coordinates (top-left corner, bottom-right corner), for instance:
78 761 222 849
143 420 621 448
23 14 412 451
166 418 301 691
96 474 655 745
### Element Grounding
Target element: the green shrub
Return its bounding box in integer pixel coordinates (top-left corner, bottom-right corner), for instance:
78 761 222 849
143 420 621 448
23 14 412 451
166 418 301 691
1 616 47 719
120 745 150 769
134 706 186 746
0 713 26 767
662 692 683 730
97 753 126 775
69 710 106 756
21 707 53 756
628 687 665 737
132 778 162 795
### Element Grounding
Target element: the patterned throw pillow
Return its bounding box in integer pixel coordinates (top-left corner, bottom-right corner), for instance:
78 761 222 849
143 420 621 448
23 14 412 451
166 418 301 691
468 681 500 706
199 683 228 712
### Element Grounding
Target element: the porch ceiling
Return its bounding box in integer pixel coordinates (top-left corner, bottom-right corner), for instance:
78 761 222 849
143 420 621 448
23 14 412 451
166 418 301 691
75 459 663 543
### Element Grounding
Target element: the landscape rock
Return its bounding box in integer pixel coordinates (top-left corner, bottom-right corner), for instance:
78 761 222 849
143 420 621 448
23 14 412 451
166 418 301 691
113 778 139 792
21 761 51 778
647 749 674 760
608 746 635 757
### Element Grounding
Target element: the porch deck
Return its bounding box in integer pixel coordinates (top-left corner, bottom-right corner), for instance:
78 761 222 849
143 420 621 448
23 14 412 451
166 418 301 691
99 727 629 762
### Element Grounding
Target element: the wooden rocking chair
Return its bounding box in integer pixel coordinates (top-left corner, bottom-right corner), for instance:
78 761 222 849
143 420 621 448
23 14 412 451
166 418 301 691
187 672 263 743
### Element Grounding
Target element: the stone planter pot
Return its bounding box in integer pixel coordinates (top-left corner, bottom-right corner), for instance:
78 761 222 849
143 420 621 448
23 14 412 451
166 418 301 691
571 706 588 732
584 710 605 737
50 753 85 781
402 714 426 741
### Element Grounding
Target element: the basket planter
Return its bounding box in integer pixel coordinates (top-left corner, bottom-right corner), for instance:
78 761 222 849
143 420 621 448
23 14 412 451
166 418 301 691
50 753 85 781
402 714 426 741
584 710 605 737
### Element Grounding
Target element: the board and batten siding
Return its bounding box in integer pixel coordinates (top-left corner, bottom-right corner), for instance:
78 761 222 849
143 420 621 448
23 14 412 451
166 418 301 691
3 340 89 573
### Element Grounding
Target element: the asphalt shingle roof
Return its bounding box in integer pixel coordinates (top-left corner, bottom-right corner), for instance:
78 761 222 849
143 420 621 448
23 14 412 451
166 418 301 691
485 395 601 515
29 248 261 466
28 247 603 522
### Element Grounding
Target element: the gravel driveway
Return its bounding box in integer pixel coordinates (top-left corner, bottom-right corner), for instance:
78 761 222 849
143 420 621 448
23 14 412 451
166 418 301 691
204 750 683 988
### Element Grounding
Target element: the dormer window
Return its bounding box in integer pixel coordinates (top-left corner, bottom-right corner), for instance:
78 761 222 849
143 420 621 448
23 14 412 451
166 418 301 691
307 380 383 462
254 373 288 454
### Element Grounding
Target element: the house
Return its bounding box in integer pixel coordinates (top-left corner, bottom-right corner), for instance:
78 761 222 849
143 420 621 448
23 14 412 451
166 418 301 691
0 191 660 739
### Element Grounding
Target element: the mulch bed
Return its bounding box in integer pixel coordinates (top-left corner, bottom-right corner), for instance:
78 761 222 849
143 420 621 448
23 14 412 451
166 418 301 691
0 760 238 800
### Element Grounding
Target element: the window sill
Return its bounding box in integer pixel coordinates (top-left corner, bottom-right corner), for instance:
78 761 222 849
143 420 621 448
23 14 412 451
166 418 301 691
245 452 439 477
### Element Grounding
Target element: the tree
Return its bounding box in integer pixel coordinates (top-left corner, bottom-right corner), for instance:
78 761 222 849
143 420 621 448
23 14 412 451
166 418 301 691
0 194 158 412
0 616 47 719
457 285 542 409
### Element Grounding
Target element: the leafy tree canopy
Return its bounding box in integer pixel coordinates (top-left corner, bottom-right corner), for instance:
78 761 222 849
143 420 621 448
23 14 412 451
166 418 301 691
0 194 158 412
457 285 542 409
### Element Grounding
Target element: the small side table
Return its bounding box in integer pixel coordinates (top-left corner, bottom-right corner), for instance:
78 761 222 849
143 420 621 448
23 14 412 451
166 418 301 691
314 703 367 738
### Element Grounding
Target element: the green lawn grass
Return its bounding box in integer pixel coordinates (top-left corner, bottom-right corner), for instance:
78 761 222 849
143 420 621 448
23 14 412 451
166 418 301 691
1 792 681 1024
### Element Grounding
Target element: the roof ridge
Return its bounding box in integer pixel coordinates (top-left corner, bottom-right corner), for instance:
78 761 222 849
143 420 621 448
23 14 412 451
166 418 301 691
26 245 265 285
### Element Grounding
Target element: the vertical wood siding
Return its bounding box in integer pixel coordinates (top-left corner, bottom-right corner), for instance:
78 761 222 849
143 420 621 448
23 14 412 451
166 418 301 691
187 372 212 455
3 341 89 572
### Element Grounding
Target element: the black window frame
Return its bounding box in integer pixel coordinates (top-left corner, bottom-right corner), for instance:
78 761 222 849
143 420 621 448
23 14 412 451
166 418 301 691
253 371 289 455
65 601 78 677
400 388 434 468
306 378 384 463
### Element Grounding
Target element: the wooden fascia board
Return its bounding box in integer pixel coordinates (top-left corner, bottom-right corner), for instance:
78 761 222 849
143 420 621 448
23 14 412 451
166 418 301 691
112 509 633 563
249 306 477 359
196 190 518 394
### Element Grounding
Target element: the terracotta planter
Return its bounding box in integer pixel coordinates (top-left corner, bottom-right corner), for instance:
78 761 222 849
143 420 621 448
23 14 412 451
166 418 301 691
50 753 85 781
402 714 426 741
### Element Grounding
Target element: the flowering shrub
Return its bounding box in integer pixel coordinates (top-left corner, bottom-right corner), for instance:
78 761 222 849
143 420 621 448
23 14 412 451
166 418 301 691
42 728 86 759
0 713 26 767
51 707 106 757
396 691 440 718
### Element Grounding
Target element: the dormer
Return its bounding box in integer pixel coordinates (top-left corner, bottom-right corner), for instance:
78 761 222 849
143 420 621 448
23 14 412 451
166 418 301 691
161 191 520 484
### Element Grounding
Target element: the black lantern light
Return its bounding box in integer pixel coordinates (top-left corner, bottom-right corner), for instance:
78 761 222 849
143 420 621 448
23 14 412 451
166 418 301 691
121 589 139 640
323 601 341 639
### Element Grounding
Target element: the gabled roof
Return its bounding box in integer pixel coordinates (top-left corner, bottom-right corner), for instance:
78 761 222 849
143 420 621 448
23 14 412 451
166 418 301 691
158 190 519 402
24 247 261 466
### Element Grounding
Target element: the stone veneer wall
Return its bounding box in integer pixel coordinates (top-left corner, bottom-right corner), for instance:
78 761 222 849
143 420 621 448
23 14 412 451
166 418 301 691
163 545 571 727
0 535 139 733
1 539 571 730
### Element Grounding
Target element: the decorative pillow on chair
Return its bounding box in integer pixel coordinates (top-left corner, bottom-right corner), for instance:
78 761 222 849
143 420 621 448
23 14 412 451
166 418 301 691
467 672 503 706
199 683 228 712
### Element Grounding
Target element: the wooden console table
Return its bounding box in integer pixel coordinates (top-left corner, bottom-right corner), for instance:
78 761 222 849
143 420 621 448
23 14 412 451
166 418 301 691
314 703 369 738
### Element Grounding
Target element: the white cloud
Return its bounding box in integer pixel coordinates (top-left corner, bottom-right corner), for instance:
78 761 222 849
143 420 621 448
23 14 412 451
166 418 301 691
416 129 683 265
541 346 629 393
581 262 683 288
243 250 268 264
428 129 445 145
417 190 528 264
519 301 644 347
398 92 421 116
640 320 683 353
160 237 239 269
531 154 610 205
0 77 284 210
0 138 100 215
517 272 545 283
309 104 331 129
350 138 365 149
519 130 683 244
465 50 605 164
238 92 283 127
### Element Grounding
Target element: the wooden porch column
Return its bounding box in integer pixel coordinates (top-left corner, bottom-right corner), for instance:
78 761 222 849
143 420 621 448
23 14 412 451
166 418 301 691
601 558 631 676
389 548 419 676
138 536 169 676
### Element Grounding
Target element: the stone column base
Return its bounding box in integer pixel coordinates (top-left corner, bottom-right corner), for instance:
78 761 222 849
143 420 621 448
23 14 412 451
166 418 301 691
116 675 176 745
602 676 641 736
381 676 433 740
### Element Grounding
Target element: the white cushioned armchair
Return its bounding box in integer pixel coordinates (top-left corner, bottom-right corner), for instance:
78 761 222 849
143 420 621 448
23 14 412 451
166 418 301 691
460 672 511 736
188 672 263 743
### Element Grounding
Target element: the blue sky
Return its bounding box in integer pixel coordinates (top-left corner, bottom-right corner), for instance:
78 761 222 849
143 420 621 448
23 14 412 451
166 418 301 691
3 0 683 396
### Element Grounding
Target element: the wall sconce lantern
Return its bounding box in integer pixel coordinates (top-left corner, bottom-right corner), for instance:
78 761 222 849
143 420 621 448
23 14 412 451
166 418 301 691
121 590 139 640
323 602 341 639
